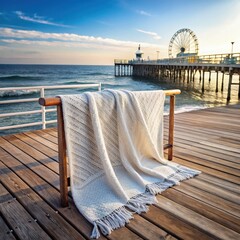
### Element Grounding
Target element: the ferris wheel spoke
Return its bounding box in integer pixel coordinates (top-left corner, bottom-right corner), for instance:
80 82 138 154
172 45 179 52
172 45 181 54
183 33 190 48
173 41 182 49
174 39 181 48
173 36 182 48
178 33 186 46
185 38 191 50
181 32 188 46
172 47 180 54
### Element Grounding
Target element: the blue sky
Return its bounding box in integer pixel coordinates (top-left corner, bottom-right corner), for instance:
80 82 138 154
0 0 239 64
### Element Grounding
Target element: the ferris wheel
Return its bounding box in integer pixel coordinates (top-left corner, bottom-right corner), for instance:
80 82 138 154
168 28 199 58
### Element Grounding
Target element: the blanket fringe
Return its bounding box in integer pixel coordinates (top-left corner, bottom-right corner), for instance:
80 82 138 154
146 166 201 195
91 166 200 238
147 166 200 195
126 193 157 213
91 206 133 238
90 193 156 238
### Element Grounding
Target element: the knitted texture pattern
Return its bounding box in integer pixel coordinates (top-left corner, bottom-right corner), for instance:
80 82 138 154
60 90 200 238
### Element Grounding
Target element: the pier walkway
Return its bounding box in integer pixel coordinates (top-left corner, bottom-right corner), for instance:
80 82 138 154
115 53 240 101
0 104 240 240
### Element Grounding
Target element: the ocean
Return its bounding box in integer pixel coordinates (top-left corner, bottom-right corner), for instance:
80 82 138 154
0 64 239 136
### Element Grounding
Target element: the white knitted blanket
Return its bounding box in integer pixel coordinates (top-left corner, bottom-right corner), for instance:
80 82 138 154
60 90 200 238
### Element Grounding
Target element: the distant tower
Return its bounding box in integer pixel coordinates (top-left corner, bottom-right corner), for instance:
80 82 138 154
135 44 143 61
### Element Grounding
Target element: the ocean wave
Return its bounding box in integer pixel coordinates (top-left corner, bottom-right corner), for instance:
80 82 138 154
102 83 132 89
175 105 207 114
63 80 92 85
0 89 39 98
84 72 111 76
163 106 206 116
0 75 41 81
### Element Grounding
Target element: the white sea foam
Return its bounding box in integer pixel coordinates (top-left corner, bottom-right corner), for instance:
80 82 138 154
164 105 208 115
175 105 208 114
0 89 39 98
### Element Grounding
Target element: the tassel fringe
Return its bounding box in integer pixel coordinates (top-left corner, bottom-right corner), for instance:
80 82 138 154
90 206 133 238
91 166 200 238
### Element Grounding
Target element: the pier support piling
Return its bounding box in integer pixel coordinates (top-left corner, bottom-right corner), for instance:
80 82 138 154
221 72 224 92
227 69 233 101
202 70 205 92
239 75 240 99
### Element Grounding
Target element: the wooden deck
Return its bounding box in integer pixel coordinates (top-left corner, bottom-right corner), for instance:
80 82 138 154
0 104 240 240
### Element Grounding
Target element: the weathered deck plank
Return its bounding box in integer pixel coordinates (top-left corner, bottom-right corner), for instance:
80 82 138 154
0 183 52 240
0 209 17 240
155 195 240 240
0 103 240 239
162 188 240 233
0 161 86 240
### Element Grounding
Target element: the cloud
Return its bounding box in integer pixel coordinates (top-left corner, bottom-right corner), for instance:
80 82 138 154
0 27 163 49
1 39 99 48
15 11 70 27
137 29 161 40
136 10 152 17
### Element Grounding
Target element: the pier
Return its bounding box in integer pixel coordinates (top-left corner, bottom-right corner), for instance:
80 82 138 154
114 59 133 76
1 104 240 239
114 52 240 101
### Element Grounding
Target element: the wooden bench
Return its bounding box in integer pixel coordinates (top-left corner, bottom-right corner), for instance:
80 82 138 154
39 89 181 207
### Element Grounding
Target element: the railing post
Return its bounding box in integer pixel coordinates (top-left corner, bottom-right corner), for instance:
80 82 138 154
168 95 175 160
98 83 102 91
57 103 69 207
40 87 46 129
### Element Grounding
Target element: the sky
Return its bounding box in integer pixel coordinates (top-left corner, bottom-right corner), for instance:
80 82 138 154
0 0 240 65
